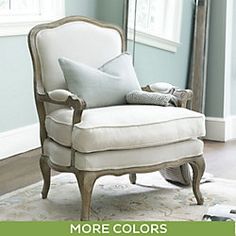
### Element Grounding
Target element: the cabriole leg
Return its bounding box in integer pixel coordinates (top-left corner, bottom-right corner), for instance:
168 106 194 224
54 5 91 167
75 171 97 221
39 155 51 199
189 156 205 205
129 173 137 184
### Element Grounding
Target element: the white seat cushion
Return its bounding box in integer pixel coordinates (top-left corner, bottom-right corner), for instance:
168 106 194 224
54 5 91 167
44 138 204 170
45 105 205 153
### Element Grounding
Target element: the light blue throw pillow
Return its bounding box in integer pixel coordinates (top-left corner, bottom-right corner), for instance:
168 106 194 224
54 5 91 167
58 53 141 108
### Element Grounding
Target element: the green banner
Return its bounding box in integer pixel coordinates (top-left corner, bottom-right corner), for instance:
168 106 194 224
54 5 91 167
0 221 234 236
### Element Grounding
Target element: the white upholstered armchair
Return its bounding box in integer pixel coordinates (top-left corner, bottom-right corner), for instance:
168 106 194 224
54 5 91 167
28 16 206 221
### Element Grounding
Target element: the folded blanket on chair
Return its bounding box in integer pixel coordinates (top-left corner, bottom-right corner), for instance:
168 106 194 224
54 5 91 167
126 90 176 106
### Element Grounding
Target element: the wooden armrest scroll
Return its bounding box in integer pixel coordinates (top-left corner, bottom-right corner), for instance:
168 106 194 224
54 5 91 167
37 90 86 125
172 89 193 108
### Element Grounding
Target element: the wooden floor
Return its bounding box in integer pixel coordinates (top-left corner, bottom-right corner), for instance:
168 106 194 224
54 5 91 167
204 140 236 179
0 140 235 196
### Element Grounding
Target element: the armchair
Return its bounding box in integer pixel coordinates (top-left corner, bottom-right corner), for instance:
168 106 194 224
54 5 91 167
28 16 206 221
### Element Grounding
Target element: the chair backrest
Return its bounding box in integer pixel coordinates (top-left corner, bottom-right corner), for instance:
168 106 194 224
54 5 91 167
29 16 124 113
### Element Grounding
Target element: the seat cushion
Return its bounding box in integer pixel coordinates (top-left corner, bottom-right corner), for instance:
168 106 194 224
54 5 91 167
44 138 204 170
45 105 205 153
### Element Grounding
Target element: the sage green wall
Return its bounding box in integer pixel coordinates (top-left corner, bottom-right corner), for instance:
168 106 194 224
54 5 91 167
0 0 97 133
134 0 193 88
0 36 36 132
96 0 124 27
204 0 226 118
65 0 98 18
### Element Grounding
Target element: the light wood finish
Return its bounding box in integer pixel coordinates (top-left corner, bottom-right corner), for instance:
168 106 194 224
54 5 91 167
28 16 205 220
189 156 205 205
188 0 210 113
75 171 97 221
39 154 51 199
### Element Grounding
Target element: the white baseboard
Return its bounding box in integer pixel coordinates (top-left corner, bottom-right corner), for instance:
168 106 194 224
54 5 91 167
0 123 40 160
205 117 227 141
205 116 236 142
229 116 236 140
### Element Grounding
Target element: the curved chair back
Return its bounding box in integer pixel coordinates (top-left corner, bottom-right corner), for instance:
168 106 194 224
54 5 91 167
28 16 124 113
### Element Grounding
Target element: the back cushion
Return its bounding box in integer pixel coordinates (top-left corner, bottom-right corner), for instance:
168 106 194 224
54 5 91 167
36 21 123 112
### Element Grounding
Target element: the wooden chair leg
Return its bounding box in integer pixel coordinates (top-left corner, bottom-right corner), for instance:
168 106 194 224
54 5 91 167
129 173 137 184
189 156 205 205
39 155 51 199
75 171 97 221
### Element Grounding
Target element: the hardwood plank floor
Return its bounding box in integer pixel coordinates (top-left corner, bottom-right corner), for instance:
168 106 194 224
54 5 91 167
0 140 235 196
204 140 236 179
0 148 42 196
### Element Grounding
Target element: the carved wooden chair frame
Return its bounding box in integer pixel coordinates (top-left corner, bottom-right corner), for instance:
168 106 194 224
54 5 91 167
28 16 205 221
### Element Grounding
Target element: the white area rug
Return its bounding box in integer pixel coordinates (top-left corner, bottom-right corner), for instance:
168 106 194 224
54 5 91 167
0 172 235 221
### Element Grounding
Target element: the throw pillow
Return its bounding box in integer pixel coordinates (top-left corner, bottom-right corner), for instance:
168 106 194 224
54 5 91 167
58 53 141 108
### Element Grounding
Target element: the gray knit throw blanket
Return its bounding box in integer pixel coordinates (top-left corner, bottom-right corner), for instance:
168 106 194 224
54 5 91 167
126 90 177 107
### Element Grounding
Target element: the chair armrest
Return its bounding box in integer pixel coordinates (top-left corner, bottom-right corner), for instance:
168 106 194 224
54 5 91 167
142 85 193 108
48 89 73 102
37 89 86 124
171 89 193 108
